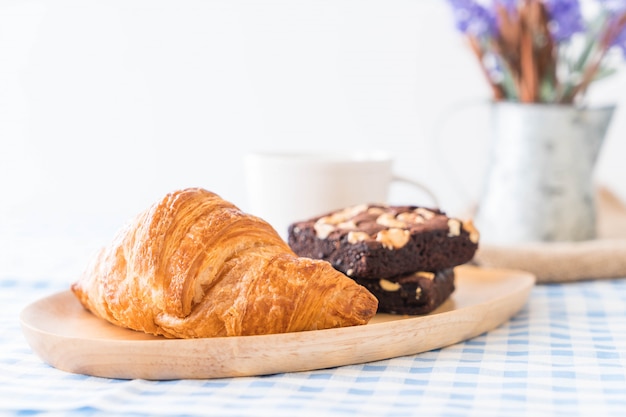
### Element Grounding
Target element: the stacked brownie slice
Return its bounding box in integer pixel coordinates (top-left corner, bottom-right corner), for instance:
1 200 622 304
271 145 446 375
287 204 479 315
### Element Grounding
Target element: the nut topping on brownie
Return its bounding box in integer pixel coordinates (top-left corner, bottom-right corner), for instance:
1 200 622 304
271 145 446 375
288 204 479 279
311 205 476 248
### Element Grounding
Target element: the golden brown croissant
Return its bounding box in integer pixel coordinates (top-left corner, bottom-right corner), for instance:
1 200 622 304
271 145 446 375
71 187 378 338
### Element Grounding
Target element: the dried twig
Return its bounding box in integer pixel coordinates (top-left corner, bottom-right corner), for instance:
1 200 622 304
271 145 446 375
456 0 624 104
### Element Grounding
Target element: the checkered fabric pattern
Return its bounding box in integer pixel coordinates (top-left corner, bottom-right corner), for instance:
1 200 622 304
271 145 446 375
2 277 626 417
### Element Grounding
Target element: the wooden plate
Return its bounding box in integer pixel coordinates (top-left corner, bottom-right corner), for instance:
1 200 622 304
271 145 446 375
20 265 534 380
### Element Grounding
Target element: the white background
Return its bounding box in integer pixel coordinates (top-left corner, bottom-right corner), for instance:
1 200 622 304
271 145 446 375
1 0 625 280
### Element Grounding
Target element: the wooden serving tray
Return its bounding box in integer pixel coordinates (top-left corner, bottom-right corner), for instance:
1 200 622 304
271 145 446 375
20 265 534 380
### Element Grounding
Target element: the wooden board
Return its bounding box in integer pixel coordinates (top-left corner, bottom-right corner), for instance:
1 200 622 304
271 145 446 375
473 187 626 283
20 265 535 380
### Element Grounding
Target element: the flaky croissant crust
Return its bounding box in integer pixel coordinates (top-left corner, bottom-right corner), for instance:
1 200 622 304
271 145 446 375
71 188 377 338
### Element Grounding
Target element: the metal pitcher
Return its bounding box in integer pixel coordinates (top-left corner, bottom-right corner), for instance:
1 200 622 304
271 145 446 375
474 102 615 244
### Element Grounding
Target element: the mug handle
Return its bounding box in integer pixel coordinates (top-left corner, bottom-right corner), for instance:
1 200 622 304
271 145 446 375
391 174 440 209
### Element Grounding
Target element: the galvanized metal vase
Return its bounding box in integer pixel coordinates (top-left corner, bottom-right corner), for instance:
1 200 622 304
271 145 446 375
474 103 615 245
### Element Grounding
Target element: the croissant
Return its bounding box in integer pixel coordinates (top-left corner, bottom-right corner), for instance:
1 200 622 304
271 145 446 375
71 187 378 338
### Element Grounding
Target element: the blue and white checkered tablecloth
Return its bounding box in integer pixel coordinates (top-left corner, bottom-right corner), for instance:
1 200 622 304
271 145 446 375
2 275 626 417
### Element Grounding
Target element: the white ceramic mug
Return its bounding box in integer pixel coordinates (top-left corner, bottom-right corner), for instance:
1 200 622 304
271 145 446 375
244 151 438 238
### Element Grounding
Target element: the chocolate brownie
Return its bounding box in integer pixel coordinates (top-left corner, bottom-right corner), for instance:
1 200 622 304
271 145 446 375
287 204 479 279
355 269 455 315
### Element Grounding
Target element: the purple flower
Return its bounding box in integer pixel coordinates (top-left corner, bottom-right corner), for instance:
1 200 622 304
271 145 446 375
543 0 585 41
447 0 497 37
